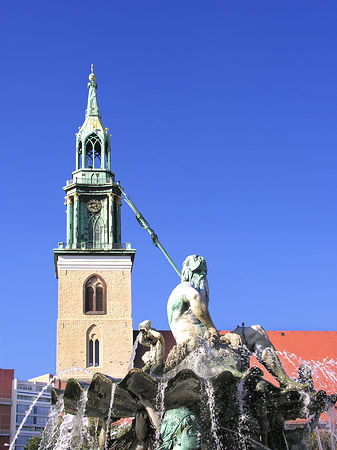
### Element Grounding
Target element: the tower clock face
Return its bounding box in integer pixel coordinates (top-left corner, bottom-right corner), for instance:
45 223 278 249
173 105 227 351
87 199 102 213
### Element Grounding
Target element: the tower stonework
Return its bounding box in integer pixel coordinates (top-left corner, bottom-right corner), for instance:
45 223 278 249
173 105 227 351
54 68 135 380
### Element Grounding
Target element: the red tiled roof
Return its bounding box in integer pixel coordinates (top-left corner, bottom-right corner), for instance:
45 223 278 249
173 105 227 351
259 331 337 394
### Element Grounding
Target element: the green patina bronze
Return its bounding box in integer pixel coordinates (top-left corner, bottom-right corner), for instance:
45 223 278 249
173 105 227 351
158 407 201 450
53 67 135 278
121 188 181 277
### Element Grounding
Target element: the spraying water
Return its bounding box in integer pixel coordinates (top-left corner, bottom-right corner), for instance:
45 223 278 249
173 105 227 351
153 380 168 449
70 389 88 448
49 389 96 450
279 351 337 447
128 333 141 372
10 366 93 450
278 351 337 393
328 406 336 450
105 383 117 449
236 380 248 450
61 388 88 449
51 413 75 450
315 426 324 450
38 396 64 450
204 379 223 450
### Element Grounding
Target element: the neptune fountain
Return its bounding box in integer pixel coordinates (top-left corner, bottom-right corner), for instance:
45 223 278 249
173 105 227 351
50 255 336 450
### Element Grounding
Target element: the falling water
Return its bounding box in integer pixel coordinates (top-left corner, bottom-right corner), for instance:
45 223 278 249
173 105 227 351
282 431 290 450
279 351 337 447
153 380 168 448
59 365 93 379
38 396 64 450
236 380 248 450
9 366 93 450
105 382 117 449
218 426 272 450
328 406 337 450
299 389 311 419
52 414 75 450
315 426 324 450
278 351 337 393
128 333 141 371
69 388 89 448
204 379 223 450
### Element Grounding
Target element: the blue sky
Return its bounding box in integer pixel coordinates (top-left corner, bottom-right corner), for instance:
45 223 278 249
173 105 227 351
1 1 336 380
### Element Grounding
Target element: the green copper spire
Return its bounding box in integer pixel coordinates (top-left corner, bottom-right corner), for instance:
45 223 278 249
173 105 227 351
59 68 124 252
86 64 101 118
75 65 111 171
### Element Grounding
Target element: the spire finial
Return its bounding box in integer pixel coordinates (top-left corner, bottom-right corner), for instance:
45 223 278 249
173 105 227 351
89 64 96 82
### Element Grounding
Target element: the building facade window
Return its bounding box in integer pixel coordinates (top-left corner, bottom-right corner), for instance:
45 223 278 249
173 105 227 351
85 133 101 169
89 339 93 366
88 339 100 366
88 219 102 249
95 340 100 366
87 325 101 368
16 404 29 413
83 275 106 314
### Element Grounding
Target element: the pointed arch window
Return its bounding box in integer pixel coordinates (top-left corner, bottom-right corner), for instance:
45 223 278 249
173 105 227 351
95 340 100 366
88 339 100 366
88 339 94 366
77 140 83 169
88 219 101 249
105 140 110 170
87 325 101 367
85 133 101 169
84 275 107 314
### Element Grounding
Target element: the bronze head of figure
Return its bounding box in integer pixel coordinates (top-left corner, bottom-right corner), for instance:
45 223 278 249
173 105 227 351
158 407 201 450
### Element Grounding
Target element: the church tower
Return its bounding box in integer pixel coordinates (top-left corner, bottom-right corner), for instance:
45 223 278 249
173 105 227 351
54 67 135 380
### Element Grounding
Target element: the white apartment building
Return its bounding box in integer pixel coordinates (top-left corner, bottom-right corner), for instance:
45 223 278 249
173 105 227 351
10 376 53 450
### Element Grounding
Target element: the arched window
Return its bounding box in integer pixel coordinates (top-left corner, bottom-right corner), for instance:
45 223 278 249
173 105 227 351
96 286 103 311
85 285 93 312
94 221 100 245
85 133 101 169
95 340 100 366
89 339 93 366
83 275 107 314
88 220 93 246
105 140 109 170
87 325 101 368
88 219 101 249
77 140 82 169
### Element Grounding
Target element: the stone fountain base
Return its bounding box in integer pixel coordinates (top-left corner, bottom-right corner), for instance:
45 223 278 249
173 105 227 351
52 363 336 450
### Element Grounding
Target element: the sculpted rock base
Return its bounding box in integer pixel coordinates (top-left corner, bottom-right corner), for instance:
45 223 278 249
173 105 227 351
52 363 336 450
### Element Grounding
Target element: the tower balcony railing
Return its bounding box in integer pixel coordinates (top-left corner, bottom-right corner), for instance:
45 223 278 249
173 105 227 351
66 174 115 186
57 242 132 250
